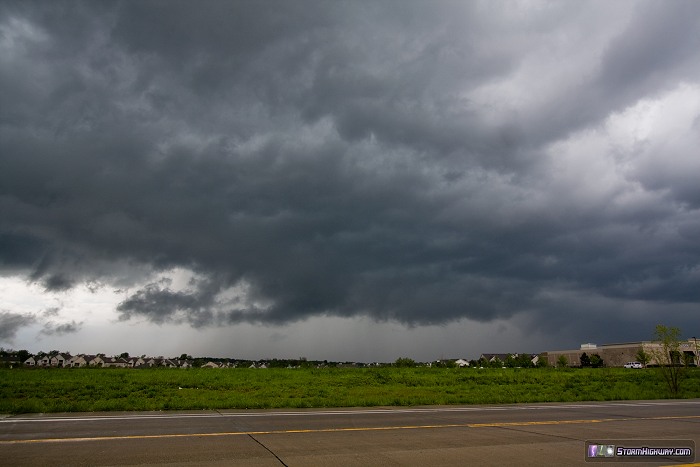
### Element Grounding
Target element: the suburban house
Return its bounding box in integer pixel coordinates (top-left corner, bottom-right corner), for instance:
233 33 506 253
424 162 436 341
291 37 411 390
127 357 147 368
101 357 128 368
50 353 72 368
90 356 105 367
145 358 163 367
479 353 511 365
68 355 97 367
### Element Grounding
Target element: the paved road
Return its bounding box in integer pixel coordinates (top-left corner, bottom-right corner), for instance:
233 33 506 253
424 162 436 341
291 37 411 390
1 400 699 466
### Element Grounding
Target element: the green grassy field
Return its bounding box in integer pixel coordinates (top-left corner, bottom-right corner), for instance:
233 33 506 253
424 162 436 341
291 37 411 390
1 367 698 414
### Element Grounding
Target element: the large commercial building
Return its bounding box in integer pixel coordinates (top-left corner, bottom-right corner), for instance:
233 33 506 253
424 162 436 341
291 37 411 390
544 339 699 367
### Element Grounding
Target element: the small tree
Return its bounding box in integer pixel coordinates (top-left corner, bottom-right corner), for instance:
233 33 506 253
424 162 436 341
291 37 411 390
516 353 534 368
557 355 568 368
579 352 591 367
649 324 685 396
589 353 604 368
636 348 650 368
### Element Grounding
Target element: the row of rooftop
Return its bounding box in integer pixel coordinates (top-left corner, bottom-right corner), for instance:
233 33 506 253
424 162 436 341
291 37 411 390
2 351 540 369
1 352 393 369
14 353 339 369
23 354 195 369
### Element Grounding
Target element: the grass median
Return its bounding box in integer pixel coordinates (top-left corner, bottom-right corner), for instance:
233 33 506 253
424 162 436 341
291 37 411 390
1 367 699 414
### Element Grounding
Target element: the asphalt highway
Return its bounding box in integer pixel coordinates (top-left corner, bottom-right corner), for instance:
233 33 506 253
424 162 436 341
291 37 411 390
1 400 699 466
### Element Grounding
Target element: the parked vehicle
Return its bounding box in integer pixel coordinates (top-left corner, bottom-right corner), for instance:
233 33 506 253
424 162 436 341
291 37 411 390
623 361 643 369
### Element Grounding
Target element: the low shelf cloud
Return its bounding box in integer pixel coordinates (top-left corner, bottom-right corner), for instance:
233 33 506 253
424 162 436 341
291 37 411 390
1 1 699 360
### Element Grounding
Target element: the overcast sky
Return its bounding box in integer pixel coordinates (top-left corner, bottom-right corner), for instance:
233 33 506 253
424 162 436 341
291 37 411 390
1 1 699 362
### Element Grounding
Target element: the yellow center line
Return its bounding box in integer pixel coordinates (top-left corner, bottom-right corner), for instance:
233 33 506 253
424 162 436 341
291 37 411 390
2 414 699 445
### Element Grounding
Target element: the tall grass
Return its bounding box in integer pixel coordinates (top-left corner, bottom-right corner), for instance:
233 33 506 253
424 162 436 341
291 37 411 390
1 367 697 414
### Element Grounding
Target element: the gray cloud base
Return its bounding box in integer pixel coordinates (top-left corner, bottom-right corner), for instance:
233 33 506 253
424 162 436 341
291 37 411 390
1 1 699 343
0 311 36 341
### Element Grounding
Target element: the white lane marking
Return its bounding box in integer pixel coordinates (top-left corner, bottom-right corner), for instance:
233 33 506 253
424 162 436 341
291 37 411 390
2 400 698 424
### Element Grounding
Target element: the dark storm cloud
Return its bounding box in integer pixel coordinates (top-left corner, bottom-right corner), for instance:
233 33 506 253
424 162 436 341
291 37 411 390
117 277 218 327
599 2 700 96
40 320 83 337
1 1 699 340
0 311 36 342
